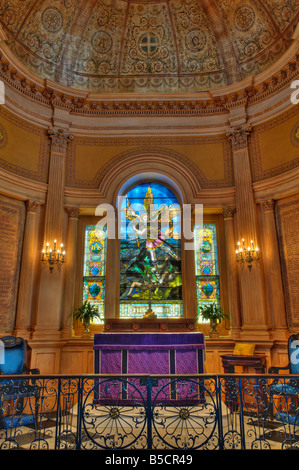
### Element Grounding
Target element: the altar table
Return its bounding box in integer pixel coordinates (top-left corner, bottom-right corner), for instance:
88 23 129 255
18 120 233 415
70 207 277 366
93 332 205 376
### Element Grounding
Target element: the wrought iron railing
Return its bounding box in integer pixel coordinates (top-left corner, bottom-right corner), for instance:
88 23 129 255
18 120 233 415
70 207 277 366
0 374 299 450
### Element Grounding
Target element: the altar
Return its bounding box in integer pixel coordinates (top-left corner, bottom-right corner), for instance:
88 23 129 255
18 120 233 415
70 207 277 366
93 332 205 376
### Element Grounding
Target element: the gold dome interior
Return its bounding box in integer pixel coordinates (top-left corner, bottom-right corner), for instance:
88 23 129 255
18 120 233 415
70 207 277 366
0 0 298 93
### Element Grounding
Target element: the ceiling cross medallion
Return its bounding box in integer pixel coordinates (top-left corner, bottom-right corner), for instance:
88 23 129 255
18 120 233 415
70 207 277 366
139 32 159 57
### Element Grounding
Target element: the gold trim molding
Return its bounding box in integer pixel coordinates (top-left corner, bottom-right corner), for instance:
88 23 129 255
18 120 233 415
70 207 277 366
0 41 298 117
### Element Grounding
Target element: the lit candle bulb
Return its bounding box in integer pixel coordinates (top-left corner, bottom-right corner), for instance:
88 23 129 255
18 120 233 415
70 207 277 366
54 240 57 251
49 248 52 259
57 249 60 260
62 250 65 262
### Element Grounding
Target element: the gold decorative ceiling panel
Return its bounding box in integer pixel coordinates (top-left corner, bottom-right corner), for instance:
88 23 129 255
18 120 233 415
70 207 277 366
0 0 298 93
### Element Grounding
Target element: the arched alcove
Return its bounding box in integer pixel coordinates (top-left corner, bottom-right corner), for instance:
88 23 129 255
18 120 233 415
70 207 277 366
97 150 203 205
115 172 184 208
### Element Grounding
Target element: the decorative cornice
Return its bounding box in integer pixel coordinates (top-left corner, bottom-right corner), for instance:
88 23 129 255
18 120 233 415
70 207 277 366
0 43 297 117
0 167 47 203
63 185 236 209
253 166 299 202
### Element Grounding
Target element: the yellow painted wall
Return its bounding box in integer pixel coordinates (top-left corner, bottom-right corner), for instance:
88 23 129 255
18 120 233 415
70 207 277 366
257 112 299 171
73 137 228 183
0 104 297 188
74 143 131 181
166 142 225 180
0 109 43 173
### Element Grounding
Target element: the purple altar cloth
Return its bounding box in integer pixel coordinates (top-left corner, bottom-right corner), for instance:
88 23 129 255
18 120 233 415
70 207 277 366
94 332 205 376
93 332 205 349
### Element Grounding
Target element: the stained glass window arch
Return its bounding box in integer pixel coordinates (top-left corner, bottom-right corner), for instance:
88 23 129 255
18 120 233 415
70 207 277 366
194 224 220 322
119 181 183 318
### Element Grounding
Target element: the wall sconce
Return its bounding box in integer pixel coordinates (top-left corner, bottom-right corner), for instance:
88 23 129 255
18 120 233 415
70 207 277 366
235 239 260 271
41 240 65 272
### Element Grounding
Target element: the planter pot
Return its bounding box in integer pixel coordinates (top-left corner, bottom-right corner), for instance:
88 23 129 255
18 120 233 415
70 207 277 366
82 321 91 337
209 318 219 338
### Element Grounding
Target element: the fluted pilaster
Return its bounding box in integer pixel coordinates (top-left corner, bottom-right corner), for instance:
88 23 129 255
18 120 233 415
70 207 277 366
259 199 288 339
33 128 72 340
61 208 80 339
222 206 241 339
105 213 120 318
227 124 270 339
14 200 40 339
44 128 73 243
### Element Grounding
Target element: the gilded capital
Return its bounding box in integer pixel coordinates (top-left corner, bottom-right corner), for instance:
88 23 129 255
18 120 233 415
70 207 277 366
222 206 235 220
261 199 275 213
26 200 39 213
65 207 80 219
226 123 252 151
48 128 73 153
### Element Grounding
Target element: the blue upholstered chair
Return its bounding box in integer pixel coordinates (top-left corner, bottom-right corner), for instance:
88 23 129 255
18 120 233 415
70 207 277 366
268 334 299 425
0 336 40 429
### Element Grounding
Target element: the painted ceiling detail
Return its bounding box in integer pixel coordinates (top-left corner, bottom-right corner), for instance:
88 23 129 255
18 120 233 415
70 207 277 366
0 0 298 93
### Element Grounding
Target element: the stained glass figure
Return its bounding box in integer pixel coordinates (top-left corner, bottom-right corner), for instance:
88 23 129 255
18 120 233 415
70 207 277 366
82 225 107 322
120 182 182 318
194 224 220 322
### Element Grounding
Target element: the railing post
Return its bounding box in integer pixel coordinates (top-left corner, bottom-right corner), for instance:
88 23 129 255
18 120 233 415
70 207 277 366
238 377 246 450
76 376 84 450
55 377 62 450
146 376 153 450
216 376 224 450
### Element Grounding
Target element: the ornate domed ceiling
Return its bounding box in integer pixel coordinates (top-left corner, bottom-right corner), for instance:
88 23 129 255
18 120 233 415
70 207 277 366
0 0 298 94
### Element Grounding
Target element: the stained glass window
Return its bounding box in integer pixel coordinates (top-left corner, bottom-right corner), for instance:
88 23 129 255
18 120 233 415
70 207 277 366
82 224 107 323
119 182 182 318
194 224 220 322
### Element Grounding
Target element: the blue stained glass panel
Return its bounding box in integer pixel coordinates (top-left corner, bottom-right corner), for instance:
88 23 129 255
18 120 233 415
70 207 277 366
194 224 220 322
82 225 107 323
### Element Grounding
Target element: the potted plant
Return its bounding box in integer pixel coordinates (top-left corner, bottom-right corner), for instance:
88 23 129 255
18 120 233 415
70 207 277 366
199 302 228 338
73 300 100 336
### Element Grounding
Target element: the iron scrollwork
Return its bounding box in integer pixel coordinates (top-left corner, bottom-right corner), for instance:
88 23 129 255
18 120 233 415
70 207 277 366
1 374 299 450
151 377 219 450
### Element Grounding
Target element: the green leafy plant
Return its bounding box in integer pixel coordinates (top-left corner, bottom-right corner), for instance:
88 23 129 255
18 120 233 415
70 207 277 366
73 300 100 331
199 302 228 323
